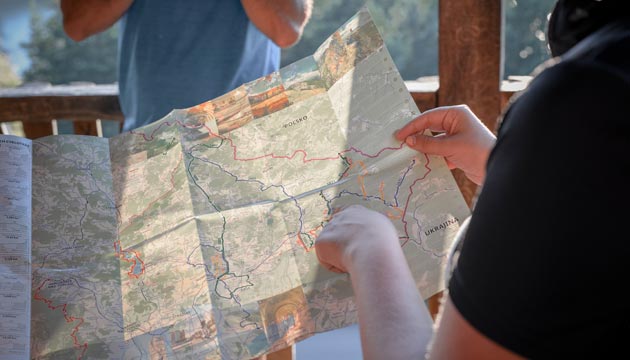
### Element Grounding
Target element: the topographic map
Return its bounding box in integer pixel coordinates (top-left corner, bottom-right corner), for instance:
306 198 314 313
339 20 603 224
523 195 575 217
7 7 471 360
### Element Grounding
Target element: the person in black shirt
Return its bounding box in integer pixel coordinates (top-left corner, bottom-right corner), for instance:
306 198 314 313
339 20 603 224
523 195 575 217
315 0 630 358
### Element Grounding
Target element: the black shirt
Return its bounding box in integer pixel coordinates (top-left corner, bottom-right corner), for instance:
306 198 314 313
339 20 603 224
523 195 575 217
448 21 630 358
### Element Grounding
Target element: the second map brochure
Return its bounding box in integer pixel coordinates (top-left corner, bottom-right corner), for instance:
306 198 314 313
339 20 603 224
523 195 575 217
27 6 470 360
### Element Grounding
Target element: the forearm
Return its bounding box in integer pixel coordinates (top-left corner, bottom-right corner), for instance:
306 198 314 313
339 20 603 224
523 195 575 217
240 0 312 48
61 0 133 41
347 244 434 360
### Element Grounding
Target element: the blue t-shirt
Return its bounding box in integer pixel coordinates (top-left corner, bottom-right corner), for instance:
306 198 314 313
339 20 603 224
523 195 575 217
118 0 280 131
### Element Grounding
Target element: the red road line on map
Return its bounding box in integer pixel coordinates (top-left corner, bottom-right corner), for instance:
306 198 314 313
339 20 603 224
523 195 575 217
34 279 88 360
130 119 430 248
130 120 404 164
296 233 312 252
225 133 402 163
129 121 177 141
116 153 183 279
114 240 146 279
296 207 344 252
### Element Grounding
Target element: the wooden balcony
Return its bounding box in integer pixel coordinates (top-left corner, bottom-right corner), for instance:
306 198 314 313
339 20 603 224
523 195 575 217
0 82 123 138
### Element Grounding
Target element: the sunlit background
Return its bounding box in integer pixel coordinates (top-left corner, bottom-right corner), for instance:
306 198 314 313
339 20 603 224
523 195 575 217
1 0 554 88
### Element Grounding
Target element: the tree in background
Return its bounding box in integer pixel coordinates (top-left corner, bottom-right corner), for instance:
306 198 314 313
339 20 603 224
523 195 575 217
0 38 21 87
21 0 118 84
504 0 555 76
17 0 554 85
284 0 554 80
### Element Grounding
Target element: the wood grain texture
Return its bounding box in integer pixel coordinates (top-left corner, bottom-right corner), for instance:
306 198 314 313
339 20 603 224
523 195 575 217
251 345 294 360
22 122 53 139
265 345 294 360
427 0 504 320
438 0 503 207
0 95 123 123
407 78 439 112
73 120 100 136
411 91 438 113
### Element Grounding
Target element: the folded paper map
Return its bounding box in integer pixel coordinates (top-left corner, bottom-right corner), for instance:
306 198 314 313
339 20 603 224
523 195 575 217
0 7 469 360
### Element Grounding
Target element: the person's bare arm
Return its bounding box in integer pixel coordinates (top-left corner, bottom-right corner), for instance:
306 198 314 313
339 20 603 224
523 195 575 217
60 0 133 41
240 0 312 48
344 231 434 360
315 206 434 360
316 206 528 359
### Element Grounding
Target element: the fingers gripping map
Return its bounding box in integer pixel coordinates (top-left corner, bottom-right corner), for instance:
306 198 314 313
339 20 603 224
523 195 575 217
0 7 469 360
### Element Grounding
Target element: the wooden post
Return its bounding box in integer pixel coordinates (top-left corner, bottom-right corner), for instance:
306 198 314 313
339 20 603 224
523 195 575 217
428 0 504 318
73 120 100 136
438 0 503 206
22 122 54 139
0 84 124 139
266 345 294 360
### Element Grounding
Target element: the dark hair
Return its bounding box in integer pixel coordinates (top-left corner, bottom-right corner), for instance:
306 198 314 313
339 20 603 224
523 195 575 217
548 0 630 56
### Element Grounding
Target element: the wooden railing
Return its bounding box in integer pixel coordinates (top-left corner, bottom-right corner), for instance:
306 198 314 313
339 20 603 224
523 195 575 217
0 82 123 138
0 77 528 138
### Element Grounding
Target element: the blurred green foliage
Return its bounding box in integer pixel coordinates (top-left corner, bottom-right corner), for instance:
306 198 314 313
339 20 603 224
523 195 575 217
21 0 118 84
504 0 556 77
0 40 21 86
282 0 438 79
18 0 555 85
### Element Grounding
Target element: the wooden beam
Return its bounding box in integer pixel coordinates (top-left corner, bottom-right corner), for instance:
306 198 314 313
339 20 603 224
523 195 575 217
501 75 532 108
0 84 123 127
22 122 54 139
438 0 503 207
265 345 294 360
0 96 123 123
411 91 438 112
430 0 503 319
406 79 439 112
73 120 100 136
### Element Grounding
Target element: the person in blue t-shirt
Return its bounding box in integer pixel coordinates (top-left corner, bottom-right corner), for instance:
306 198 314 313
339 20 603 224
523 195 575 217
60 0 312 131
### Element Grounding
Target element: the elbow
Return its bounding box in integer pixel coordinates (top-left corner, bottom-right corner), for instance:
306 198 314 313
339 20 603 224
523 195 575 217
272 30 301 49
246 0 312 48
62 17 89 42
271 6 311 49
270 17 309 48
